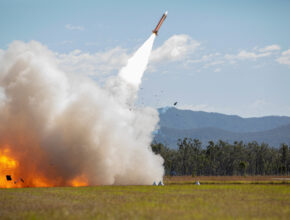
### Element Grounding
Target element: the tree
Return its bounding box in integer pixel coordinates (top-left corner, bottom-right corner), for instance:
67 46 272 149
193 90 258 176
280 144 289 175
152 138 286 176
239 161 247 176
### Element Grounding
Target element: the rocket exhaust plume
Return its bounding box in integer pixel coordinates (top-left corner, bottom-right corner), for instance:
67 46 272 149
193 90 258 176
119 34 156 88
0 34 163 187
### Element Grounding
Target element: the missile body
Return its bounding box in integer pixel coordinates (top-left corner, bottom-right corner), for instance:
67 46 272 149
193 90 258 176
152 11 167 35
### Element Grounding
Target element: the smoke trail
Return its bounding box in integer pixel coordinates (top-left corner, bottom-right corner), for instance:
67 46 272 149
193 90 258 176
119 34 156 88
105 34 156 106
0 36 163 187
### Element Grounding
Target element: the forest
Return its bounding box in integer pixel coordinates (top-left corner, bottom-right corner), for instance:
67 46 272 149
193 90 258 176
151 138 290 176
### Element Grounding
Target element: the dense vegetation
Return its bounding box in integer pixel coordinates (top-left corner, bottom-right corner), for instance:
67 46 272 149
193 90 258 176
151 138 290 176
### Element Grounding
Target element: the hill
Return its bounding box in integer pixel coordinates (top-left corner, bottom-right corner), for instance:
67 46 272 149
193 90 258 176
155 107 290 148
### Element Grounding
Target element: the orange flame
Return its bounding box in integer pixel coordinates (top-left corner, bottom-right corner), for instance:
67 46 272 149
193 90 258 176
70 175 88 187
0 148 19 188
0 148 18 168
0 145 88 188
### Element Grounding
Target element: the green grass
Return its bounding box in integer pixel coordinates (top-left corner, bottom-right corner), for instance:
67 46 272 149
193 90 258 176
0 183 289 219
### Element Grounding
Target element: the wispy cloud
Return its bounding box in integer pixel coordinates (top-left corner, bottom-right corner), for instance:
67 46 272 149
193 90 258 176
204 60 225 68
259 44 281 52
183 44 283 72
276 49 290 67
225 50 271 61
187 53 220 64
60 40 73 45
149 40 288 73
56 47 128 76
214 68 221 72
56 35 202 77
54 35 287 79
65 24 84 31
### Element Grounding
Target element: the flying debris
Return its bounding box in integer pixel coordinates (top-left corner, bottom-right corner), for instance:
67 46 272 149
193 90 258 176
174 102 178 106
14 178 25 184
152 11 168 35
6 175 12 181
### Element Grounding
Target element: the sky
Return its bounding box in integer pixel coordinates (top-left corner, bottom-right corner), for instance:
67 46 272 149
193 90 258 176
0 0 289 117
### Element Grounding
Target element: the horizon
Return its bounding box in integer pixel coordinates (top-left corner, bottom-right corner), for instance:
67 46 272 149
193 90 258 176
158 106 290 118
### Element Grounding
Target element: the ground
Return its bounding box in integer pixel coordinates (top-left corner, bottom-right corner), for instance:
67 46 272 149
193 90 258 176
0 176 289 219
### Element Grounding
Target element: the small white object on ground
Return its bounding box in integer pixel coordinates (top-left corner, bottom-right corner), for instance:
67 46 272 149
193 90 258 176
158 181 164 186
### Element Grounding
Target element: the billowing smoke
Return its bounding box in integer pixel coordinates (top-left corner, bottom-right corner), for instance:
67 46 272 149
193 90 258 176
0 35 164 187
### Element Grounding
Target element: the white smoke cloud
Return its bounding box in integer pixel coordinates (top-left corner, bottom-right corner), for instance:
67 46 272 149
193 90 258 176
0 40 164 186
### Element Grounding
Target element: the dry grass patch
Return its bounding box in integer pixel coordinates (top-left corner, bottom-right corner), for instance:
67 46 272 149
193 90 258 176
0 180 289 219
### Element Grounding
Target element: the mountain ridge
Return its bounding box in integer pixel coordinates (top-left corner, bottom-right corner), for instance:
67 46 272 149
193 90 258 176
154 107 290 148
158 107 290 132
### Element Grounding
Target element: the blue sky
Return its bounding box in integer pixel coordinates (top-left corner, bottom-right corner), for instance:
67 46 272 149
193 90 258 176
1 0 289 117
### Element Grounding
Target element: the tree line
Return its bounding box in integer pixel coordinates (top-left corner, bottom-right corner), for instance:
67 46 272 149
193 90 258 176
151 138 290 176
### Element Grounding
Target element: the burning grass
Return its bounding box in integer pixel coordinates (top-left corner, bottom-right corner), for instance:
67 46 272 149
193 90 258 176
0 178 289 219
0 147 89 188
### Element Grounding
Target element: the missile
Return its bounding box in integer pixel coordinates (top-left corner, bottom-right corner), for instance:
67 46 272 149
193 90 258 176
152 11 168 35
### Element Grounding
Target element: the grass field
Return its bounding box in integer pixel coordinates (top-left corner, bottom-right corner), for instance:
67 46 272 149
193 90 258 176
0 177 289 219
